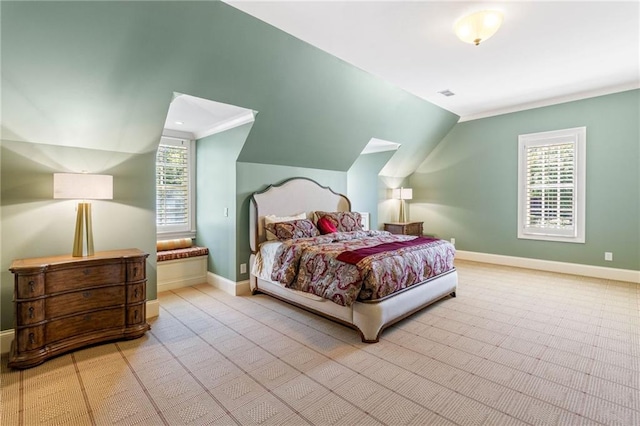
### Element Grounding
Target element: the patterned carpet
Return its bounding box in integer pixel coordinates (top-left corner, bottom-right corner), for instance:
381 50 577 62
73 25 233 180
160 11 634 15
2 260 639 425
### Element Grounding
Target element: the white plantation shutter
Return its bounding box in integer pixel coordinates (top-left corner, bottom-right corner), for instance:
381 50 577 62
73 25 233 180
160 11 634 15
156 137 195 236
518 127 586 243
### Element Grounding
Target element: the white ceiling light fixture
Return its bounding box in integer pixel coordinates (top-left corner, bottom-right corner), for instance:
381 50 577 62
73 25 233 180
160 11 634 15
454 10 503 46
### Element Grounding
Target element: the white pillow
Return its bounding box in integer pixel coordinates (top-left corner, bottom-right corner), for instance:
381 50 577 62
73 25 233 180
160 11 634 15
264 212 306 240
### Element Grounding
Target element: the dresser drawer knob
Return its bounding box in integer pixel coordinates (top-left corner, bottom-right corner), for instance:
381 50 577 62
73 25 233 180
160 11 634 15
133 267 138 277
29 333 35 344
84 314 92 321
83 269 91 275
83 291 91 298
28 307 35 319
134 288 139 298
134 310 139 320
29 281 35 292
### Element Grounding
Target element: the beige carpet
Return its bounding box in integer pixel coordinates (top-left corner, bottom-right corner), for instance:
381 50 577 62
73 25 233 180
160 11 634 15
2 260 639 425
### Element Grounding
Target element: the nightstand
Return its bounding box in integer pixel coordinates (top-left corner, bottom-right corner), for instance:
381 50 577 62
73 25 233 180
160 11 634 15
384 221 423 236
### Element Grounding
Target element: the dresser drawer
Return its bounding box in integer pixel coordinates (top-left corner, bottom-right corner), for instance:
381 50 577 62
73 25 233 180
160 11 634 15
16 300 45 325
404 222 423 236
127 260 146 281
16 274 45 299
46 264 125 293
127 304 145 326
127 283 145 304
46 307 125 343
46 286 125 318
384 222 423 236
16 326 44 353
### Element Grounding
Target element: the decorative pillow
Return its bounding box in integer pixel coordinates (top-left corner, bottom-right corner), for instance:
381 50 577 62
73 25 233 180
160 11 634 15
317 216 338 234
157 238 193 251
314 211 362 232
264 212 306 240
266 219 319 241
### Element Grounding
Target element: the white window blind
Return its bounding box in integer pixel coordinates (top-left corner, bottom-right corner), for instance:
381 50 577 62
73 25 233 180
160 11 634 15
156 137 195 237
518 127 586 243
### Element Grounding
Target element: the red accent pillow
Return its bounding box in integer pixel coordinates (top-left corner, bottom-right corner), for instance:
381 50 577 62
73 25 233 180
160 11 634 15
317 216 338 234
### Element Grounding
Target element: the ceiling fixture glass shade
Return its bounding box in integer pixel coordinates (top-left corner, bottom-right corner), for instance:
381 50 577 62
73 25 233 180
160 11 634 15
454 10 503 46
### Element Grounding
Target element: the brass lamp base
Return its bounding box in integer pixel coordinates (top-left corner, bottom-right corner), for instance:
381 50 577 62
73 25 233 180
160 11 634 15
398 199 407 223
73 202 94 257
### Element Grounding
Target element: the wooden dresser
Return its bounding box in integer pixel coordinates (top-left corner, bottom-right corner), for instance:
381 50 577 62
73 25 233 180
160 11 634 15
384 221 424 236
8 248 150 369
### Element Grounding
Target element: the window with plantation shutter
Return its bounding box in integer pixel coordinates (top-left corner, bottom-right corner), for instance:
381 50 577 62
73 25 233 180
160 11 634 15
156 137 195 238
518 127 586 243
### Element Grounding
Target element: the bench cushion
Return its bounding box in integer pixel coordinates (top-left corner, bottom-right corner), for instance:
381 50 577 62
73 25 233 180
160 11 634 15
157 246 209 262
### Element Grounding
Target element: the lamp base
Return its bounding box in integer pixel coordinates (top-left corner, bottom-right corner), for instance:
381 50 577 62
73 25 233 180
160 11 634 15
73 202 94 257
398 200 407 223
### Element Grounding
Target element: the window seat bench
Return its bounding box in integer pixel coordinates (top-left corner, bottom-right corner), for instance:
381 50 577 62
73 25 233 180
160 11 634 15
157 240 209 292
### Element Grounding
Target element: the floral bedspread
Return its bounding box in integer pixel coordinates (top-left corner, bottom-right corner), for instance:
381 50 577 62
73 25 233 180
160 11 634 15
269 230 455 306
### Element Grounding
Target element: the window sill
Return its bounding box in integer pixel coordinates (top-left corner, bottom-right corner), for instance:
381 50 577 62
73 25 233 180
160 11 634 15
157 230 196 240
517 232 585 244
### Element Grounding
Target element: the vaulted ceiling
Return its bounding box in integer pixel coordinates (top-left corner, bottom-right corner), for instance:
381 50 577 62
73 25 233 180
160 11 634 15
5 2 635 179
1 1 457 177
226 1 640 121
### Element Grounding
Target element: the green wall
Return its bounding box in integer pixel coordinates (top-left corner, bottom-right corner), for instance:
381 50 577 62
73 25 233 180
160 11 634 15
2 1 457 170
196 123 253 281
347 151 396 229
411 90 640 270
0 140 157 330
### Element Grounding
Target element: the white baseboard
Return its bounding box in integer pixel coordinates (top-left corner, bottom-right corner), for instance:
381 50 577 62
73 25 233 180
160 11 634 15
157 256 208 293
456 250 640 283
146 299 160 318
1 299 161 356
207 272 251 296
1 329 14 356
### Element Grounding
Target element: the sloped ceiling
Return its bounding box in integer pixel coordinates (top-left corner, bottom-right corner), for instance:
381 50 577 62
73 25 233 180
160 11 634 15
1 1 457 177
227 1 640 121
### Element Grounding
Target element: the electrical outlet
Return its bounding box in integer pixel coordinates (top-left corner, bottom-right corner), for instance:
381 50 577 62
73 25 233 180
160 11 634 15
450 238 456 246
604 252 613 261
240 263 247 274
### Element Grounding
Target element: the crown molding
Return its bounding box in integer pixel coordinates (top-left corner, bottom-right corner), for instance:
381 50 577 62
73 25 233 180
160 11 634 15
162 129 195 140
194 111 256 140
459 82 640 123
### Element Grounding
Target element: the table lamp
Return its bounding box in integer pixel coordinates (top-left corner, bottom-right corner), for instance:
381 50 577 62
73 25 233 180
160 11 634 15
392 187 413 222
53 173 113 257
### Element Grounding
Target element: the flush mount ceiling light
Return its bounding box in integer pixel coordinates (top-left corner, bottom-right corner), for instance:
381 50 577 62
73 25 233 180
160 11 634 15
454 10 503 46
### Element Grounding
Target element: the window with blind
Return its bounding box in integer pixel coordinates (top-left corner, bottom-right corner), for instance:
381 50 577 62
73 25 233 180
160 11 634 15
517 127 586 243
156 137 195 237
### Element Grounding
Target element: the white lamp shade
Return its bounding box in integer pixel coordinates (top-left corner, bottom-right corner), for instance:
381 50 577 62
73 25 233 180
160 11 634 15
53 173 113 200
400 188 413 200
392 187 413 200
454 10 503 45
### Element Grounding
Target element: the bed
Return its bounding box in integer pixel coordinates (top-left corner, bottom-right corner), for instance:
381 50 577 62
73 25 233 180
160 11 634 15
249 177 457 343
